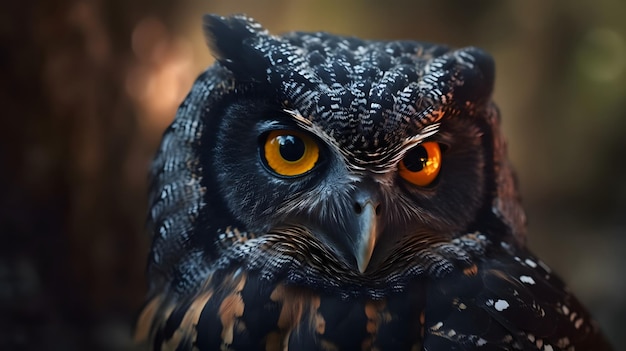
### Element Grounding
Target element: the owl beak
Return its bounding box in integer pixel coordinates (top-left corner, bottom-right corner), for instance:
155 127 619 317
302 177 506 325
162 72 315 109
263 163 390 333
353 201 381 274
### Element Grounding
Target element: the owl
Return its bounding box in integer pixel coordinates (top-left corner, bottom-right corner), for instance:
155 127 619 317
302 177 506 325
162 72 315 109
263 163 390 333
135 15 612 351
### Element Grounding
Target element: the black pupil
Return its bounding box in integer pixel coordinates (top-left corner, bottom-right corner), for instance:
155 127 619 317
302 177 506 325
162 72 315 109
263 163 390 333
404 145 428 172
278 135 305 162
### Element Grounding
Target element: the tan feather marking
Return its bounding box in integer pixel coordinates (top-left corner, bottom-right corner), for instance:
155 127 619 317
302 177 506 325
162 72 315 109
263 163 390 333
365 302 378 334
463 264 478 276
363 300 391 351
134 295 163 343
271 284 309 329
219 274 247 350
270 284 322 349
162 290 214 351
264 332 283 351
365 300 392 333
311 296 326 335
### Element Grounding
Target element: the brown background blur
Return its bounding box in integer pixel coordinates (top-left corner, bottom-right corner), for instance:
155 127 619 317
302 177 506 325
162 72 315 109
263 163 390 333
1 0 624 350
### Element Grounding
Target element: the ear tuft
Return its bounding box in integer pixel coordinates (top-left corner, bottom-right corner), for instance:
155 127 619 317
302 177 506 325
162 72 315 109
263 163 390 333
450 47 496 107
202 14 269 80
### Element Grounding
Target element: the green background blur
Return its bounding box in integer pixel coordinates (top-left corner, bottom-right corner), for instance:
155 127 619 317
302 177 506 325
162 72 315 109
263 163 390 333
1 0 624 349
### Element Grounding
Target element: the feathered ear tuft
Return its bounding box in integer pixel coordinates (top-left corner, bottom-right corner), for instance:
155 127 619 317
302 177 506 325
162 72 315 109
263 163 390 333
203 14 270 82
446 47 495 109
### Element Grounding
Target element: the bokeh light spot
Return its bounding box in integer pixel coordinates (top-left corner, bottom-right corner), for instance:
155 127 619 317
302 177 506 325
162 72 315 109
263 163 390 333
576 28 626 82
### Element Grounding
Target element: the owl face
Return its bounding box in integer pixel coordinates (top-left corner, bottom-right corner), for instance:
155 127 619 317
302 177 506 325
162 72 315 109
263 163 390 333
147 15 525 294
212 98 489 273
202 16 500 275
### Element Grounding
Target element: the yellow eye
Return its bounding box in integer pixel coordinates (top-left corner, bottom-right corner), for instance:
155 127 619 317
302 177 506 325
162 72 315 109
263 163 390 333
398 141 442 186
263 130 320 176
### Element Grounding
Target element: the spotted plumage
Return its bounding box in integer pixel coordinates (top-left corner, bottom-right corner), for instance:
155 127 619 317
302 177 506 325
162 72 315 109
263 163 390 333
136 14 611 350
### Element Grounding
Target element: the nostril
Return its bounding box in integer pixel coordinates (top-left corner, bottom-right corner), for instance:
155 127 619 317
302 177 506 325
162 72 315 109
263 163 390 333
354 201 382 215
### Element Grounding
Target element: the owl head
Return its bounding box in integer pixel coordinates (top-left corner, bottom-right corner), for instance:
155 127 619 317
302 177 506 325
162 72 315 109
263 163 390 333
147 15 525 297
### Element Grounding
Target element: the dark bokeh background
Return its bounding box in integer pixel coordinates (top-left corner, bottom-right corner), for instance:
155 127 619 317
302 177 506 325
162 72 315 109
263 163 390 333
1 1 624 350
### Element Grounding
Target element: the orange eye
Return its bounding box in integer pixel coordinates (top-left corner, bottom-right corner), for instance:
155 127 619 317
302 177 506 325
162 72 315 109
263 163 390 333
263 130 320 176
398 142 442 186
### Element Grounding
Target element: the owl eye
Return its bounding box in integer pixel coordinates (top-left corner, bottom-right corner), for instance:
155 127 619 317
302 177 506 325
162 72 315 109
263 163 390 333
262 130 320 177
398 141 442 186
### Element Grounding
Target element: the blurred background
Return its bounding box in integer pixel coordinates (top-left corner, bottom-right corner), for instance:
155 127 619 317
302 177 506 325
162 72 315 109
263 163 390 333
1 0 624 349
